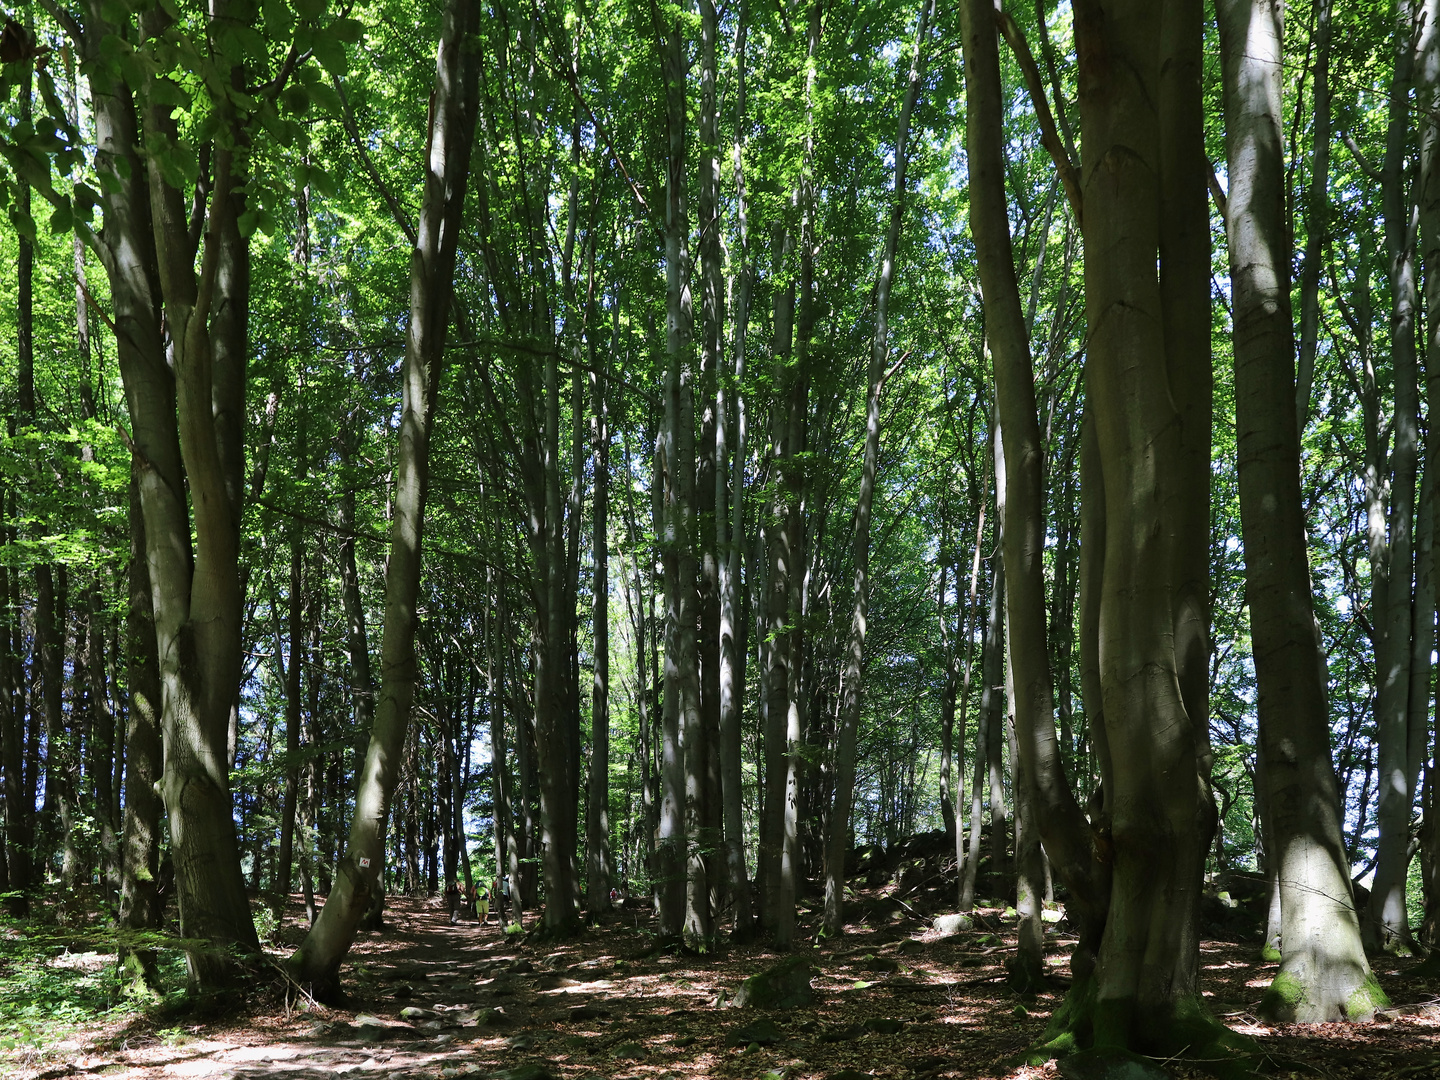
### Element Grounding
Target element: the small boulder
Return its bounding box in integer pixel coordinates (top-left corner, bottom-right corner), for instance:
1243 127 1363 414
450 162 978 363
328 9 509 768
725 1018 784 1047
611 1041 647 1059
399 1006 437 1022
933 914 972 937
827 1072 873 1080
732 956 817 1009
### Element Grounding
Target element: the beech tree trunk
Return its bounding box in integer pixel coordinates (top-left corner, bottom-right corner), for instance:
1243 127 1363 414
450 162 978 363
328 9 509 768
717 0 754 939
119 462 164 993
822 0 931 938
960 0 1103 990
586 366 613 913
1036 0 1228 1054
1368 0 1425 954
288 0 480 989
1219 0 1381 1021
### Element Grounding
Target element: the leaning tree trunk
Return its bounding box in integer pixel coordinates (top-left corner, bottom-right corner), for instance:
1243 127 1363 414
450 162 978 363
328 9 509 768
288 0 480 991
822 0 932 939
960 0 1106 993
1219 0 1381 1021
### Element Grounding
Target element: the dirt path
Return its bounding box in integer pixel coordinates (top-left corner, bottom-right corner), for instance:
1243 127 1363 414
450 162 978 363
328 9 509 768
8 896 1440 1080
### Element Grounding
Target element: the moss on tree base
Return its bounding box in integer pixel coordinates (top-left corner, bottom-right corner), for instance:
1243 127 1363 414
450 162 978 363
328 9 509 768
1025 977 1262 1080
1257 968 1388 1022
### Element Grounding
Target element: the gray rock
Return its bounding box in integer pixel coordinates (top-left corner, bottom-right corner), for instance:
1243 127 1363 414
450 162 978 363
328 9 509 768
509 959 535 974
399 1006 437 1022
725 1018 784 1047
827 1071 873 1080
611 1041 647 1059
933 913 973 937
1057 1050 1175 1080
819 1023 863 1043
732 956 817 1009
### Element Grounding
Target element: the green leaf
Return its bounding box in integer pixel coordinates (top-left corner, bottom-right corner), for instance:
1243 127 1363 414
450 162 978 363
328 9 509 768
263 0 295 36
281 84 311 115
308 166 336 198
310 35 347 78
305 79 341 117
8 206 36 242
99 0 132 25
294 0 327 19
237 208 260 238
48 201 74 235
147 78 191 110
330 17 364 44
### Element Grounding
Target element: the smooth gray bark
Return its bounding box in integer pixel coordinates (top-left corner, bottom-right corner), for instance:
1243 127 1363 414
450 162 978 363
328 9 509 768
1220 0 1380 1021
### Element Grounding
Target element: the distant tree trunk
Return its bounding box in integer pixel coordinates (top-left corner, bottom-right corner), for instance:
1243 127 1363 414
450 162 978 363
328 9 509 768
717 0 754 940
954 486 986 905
277 397 308 898
288 0 481 990
586 368 613 913
961 552 1002 911
119 463 164 993
1293 0 1332 431
823 0 932 939
1368 0 1425 954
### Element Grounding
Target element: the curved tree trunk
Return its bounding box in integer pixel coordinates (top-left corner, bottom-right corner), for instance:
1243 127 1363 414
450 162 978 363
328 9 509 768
288 0 481 990
960 0 1107 991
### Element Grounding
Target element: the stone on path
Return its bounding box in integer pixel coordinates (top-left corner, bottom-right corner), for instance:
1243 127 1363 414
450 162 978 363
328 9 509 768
732 956 817 1009
724 1017 784 1047
932 914 972 937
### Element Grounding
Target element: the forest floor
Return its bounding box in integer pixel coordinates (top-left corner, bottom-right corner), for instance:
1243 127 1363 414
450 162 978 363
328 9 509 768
3 891 1439 1080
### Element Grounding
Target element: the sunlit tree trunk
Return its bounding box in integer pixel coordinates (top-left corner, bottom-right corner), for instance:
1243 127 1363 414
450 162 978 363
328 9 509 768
587 367 613 913
288 0 480 988
717 0 754 940
1220 0 1381 1020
